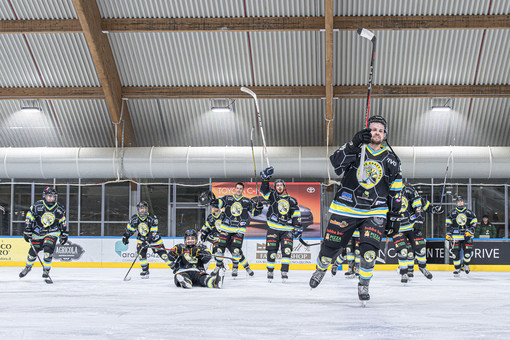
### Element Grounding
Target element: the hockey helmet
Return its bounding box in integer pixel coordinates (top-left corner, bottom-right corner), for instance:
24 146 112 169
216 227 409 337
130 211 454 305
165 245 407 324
137 201 149 217
184 229 198 246
367 115 387 134
273 179 286 193
42 187 58 203
456 196 465 206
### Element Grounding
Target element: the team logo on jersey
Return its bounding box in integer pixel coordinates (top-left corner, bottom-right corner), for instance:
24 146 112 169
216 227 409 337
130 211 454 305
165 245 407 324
41 212 55 228
214 220 222 229
456 214 467 226
184 252 198 264
357 161 383 189
399 197 408 213
364 250 376 263
231 202 243 217
138 223 149 236
277 199 290 215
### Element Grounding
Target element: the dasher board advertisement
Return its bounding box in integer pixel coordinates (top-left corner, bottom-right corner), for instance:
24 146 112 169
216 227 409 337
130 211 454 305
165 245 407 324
211 182 321 237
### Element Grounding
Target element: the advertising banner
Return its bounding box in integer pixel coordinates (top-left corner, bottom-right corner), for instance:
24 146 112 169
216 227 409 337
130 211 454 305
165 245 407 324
211 182 321 237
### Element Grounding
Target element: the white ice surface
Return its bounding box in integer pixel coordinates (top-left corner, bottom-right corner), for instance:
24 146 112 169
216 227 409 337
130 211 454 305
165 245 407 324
1 267 509 340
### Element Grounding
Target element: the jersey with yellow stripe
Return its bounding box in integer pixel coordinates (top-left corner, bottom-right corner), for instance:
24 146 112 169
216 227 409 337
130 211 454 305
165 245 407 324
168 244 212 273
25 200 67 237
212 194 259 234
329 143 402 219
125 213 160 242
260 180 301 231
397 184 422 232
200 211 225 238
446 206 477 236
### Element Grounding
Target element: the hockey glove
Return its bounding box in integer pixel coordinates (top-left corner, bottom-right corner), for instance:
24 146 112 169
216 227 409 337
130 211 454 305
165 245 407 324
292 226 303 239
351 128 372 147
431 205 444 214
445 234 452 241
465 231 474 242
151 233 161 242
122 234 130 245
198 191 216 206
141 240 150 249
260 166 274 180
200 231 208 243
60 232 69 245
23 231 32 243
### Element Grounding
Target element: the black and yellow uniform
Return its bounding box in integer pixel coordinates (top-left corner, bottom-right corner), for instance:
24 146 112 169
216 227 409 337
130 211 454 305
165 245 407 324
168 242 222 288
23 199 67 272
315 143 402 283
409 198 433 279
200 210 225 251
260 179 301 277
211 195 262 273
446 205 477 274
123 213 172 277
388 184 422 282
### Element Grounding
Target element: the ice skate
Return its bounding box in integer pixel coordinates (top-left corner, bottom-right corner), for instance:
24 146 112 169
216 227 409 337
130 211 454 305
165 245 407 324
176 274 192 289
19 265 32 278
453 269 461 277
42 267 53 284
212 263 224 275
331 261 340 276
408 270 414 281
232 267 238 278
419 267 433 280
358 281 370 306
463 264 470 274
344 266 356 279
214 268 226 289
245 266 254 277
267 271 274 283
401 273 408 284
309 269 326 289
281 271 288 283
140 269 150 279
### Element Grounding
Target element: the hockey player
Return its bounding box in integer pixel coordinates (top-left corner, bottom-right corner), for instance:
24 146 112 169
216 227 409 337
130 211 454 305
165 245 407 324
259 167 302 282
19 187 68 281
200 183 262 277
122 201 173 278
386 183 422 283
408 196 433 280
309 115 402 303
446 197 477 276
199 205 253 275
169 229 224 289
331 230 360 278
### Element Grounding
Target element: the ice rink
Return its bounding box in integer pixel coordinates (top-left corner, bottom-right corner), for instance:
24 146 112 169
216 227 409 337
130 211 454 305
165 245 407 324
1 266 509 339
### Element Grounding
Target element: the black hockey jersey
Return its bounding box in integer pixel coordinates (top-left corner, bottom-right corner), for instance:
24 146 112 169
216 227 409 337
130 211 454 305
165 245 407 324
260 180 301 232
168 243 212 274
329 143 403 218
212 195 261 234
200 210 225 241
25 200 67 238
446 206 478 241
398 184 422 232
125 213 160 242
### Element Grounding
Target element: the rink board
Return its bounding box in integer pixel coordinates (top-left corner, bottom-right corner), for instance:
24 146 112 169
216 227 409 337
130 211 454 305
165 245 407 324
1 237 510 271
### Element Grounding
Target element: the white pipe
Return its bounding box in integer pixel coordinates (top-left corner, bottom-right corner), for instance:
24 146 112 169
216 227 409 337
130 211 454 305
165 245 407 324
0 146 510 179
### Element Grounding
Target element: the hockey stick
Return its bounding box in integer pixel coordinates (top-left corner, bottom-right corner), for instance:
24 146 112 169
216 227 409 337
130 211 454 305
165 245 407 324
241 87 270 168
250 127 260 198
432 150 453 215
123 244 146 281
298 237 321 247
357 28 376 182
29 239 53 284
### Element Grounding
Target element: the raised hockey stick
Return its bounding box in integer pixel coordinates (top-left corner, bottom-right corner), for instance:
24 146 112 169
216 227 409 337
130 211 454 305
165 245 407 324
29 239 53 284
241 87 270 168
433 150 453 215
250 127 260 198
357 28 376 182
123 244 146 281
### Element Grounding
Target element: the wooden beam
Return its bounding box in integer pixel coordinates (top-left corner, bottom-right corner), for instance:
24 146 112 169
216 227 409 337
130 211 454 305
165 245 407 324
72 0 136 147
1 85 510 100
325 0 334 146
1 15 509 34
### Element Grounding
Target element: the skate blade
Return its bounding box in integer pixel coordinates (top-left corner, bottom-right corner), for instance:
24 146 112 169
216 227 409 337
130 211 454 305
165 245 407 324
141 276 150 279
361 301 367 308
345 274 355 279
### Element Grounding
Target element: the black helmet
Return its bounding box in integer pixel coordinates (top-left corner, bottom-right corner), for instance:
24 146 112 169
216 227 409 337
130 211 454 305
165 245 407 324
42 187 58 202
367 115 387 133
273 179 286 190
137 201 149 217
184 229 198 246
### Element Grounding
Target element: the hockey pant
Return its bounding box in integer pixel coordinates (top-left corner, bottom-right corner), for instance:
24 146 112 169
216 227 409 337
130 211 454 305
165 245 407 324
173 270 218 288
393 230 423 275
215 231 250 269
25 235 58 269
265 229 293 273
451 239 473 270
317 214 385 283
137 240 172 271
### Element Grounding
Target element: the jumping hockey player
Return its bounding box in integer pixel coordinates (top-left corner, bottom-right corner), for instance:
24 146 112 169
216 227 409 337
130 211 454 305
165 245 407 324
199 183 262 277
122 201 173 278
331 230 360 278
386 183 422 284
309 115 402 303
19 187 68 282
409 196 433 280
259 167 302 282
446 197 477 276
168 229 224 289
199 205 252 276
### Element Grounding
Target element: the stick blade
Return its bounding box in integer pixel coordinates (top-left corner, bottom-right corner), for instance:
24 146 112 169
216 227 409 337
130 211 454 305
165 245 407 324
357 28 375 41
240 86 257 99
